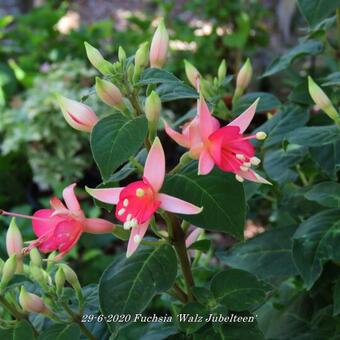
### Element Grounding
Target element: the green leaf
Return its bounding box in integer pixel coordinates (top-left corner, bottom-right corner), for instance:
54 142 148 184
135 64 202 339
14 320 34 340
38 323 81 340
233 92 281 116
177 302 208 334
263 145 307 184
188 240 211 253
288 126 340 147
305 182 340 208
156 83 198 102
112 226 130 241
162 162 245 239
262 106 309 149
91 114 148 181
99 244 177 334
216 322 265 340
262 40 324 77
218 225 298 284
334 279 340 316
210 269 267 311
292 209 340 288
321 72 340 87
297 0 340 26
138 68 181 85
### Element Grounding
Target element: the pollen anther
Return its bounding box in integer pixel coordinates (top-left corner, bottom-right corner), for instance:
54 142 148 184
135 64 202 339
118 208 125 216
123 199 129 207
136 188 145 197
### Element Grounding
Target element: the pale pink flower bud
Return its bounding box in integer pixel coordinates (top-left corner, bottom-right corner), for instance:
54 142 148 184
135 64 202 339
308 76 340 123
149 18 169 68
184 60 200 89
145 91 161 123
84 42 112 75
95 78 124 109
56 94 99 132
236 58 252 91
6 218 23 257
19 287 49 314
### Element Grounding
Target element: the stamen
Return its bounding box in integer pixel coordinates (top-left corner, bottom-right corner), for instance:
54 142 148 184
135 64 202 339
250 157 261 166
118 208 125 216
236 154 245 160
235 174 244 182
136 188 145 197
126 214 132 221
130 218 138 228
123 221 131 230
123 199 129 207
134 235 141 244
256 131 267 140
0 210 50 222
243 162 251 167
240 166 249 172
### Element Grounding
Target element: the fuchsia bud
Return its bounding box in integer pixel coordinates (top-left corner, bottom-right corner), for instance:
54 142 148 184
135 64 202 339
95 77 124 109
56 94 99 132
135 42 149 68
308 76 340 124
19 286 49 314
145 91 161 123
184 60 200 89
6 218 23 257
0 255 17 290
150 18 169 68
218 59 227 83
236 58 252 91
84 42 113 75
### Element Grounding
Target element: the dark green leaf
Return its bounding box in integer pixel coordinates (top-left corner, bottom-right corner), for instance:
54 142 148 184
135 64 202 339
297 0 340 26
292 209 340 288
99 245 177 334
218 225 298 284
233 92 281 116
38 323 80 340
305 182 340 208
162 162 245 239
112 226 130 241
138 68 181 85
210 269 267 311
177 302 208 334
14 320 34 340
333 279 340 316
262 40 324 77
216 319 265 340
321 72 340 87
156 83 198 102
263 145 307 184
91 114 148 181
188 240 211 253
288 126 340 147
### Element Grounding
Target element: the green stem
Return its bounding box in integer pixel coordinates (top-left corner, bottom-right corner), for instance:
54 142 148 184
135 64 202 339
168 152 191 175
296 165 308 186
62 303 95 340
128 156 144 175
166 213 195 300
173 282 188 303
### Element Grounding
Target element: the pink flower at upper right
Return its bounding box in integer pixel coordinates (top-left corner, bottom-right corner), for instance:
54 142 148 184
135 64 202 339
165 95 271 184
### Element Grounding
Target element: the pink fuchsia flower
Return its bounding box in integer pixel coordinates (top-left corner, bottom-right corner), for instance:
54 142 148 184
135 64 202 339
86 137 203 257
56 95 99 132
197 96 270 183
1 184 114 261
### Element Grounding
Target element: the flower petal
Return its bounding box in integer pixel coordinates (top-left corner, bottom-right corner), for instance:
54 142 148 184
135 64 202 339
198 95 220 140
63 183 81 212
228 98 259 133
49 196 66 211
53 219 83 253
198 150 215 175
239 169 272 185
126 220 150 257
85 186 123 204
163 120 190 148
83 218 114 234
158 193 202 215
32 209 63 238
185 227 203 248
143 137 165 192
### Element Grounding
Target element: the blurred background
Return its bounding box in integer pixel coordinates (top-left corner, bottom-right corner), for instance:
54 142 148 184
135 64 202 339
0 0 300 283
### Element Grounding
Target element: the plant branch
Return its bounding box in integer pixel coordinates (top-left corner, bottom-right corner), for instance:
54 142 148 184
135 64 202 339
62 302 95 340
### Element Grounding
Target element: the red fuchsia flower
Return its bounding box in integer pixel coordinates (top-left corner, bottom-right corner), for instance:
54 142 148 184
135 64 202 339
86 137 203 257
0 184 114 261
165 95 270 184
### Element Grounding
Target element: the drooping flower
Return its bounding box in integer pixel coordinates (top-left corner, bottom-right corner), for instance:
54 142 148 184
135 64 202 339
165 95 270 184
56 95 99 132
0 184 114 260
86 137 202 257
